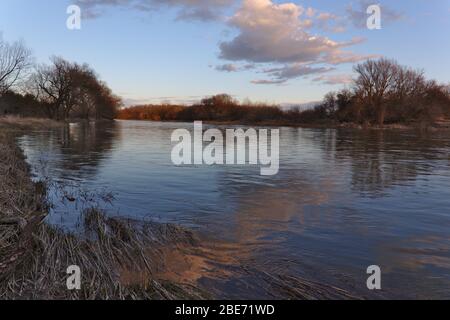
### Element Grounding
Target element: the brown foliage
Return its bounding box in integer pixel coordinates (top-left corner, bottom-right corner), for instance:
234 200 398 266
117 94 284 123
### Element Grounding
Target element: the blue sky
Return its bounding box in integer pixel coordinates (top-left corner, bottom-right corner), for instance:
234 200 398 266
0 0 449 105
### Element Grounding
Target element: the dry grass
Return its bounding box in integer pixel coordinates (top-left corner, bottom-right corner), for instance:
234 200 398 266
0 129 208 300
0 116 62 131
0 209 208 300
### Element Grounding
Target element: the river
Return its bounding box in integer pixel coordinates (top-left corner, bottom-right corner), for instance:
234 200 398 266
17 120 450 299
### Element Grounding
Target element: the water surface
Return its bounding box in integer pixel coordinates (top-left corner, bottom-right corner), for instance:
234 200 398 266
18 120 450 299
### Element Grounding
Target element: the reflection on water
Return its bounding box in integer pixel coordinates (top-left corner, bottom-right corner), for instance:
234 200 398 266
18 120 450 299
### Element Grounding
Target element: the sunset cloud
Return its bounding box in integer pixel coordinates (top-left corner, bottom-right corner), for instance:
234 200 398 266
74 0 388 85
218 0 372 84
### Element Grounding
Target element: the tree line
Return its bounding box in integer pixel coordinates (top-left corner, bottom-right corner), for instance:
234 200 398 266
118 94 284 123
119 59 450 127
309 58 450 126
0 38 120 120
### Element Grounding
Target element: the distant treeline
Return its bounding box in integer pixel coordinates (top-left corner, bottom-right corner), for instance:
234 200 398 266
0 38 120 120
119 59 450 127
118 96 285 123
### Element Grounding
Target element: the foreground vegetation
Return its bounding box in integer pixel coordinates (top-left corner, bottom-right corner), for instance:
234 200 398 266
119 59 450 128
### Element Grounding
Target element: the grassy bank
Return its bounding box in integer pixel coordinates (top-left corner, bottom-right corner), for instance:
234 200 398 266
0 116 62 131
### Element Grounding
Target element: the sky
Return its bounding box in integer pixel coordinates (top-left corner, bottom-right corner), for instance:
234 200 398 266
0 0 449 106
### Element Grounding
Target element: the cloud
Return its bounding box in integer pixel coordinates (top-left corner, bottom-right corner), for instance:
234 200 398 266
261 64 335 82
218 0 372 84
215 63 239 72
220 0 343 64
251 79 286 85
314 11 347 33
312 74 354 85
214 63 256 72
176 7 224 22
323 49 379 65
75 0 234 21
346 0 403 29
77 0 387 85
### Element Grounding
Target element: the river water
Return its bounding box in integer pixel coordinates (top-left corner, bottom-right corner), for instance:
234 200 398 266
17 120 450 299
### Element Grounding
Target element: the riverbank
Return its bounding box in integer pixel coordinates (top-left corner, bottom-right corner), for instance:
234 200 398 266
0 116 63 131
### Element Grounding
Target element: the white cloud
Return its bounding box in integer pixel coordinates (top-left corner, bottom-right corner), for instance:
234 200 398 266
220 0 339 64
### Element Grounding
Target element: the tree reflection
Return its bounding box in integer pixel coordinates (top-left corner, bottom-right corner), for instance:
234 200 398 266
332 129 450 197
57 121 119 176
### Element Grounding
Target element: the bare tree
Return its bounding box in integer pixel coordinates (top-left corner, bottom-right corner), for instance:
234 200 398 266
354 58 398 126
32 57 120 120
32 57 74 119
339 59 447 124
201 94 236 107
0 39 32 95
323 92 337 117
